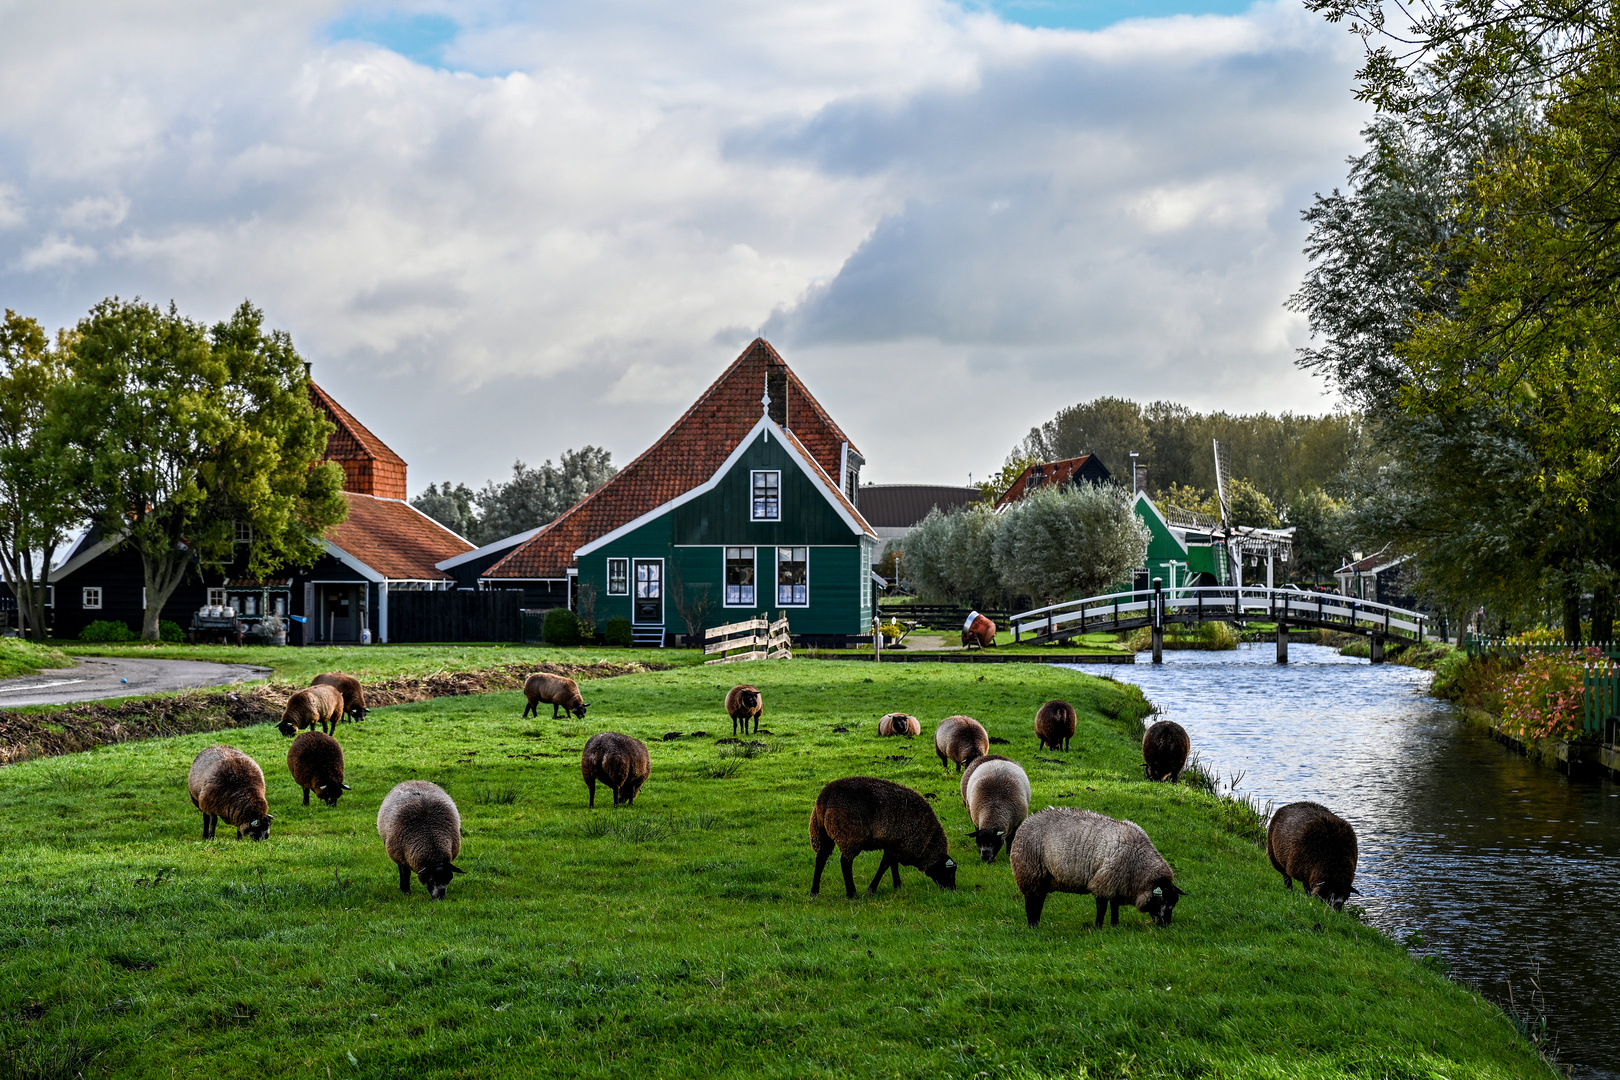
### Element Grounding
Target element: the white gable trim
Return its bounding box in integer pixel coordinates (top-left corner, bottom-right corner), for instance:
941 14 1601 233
1133 493 1189 557
437 526 545 571
49 532 123 582
322 539 387 583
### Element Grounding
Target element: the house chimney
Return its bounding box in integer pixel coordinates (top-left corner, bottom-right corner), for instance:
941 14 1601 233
304 361 312 379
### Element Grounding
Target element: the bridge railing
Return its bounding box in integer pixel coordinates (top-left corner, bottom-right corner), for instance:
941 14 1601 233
1012 586 1429 642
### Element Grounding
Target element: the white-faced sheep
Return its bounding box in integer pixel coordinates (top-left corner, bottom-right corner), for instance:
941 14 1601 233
1010 807 1184 928
376 780 465 900
934 715 989 773
1266 801 1359 910
960 755 1030 863
188 745 272 840
524 672 589 720
877 713 920 737
726 685 763 737
581 732 651 807
1035 700 1077 751
809 776 957 898
1142 720 1190 782
287 730 349 807
311 672 368 723
279 684 345 738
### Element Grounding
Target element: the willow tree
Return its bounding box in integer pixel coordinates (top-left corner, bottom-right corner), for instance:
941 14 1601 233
990 483 1148 604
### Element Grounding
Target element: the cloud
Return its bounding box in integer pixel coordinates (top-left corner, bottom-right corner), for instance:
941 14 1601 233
17 235 97 270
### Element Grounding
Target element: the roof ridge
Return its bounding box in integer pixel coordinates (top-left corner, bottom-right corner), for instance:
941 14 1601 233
310 381 407 468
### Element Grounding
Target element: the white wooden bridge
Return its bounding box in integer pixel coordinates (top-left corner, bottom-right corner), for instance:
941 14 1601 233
1011 584 1433 664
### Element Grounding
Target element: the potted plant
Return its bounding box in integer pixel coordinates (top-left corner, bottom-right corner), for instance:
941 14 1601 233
261 614 287 646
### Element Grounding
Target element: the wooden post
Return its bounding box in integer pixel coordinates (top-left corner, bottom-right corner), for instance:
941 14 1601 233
1276 620 1288 664
873 617 881 664
1370 636 1385 664
1152 577 1164 665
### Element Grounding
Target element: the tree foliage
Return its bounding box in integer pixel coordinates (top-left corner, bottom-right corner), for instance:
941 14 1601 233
412 481 477 540
415 448 617 545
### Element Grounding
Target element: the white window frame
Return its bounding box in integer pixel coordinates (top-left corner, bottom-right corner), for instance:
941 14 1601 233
81 587 102 610
207 588 227 607
775 546 809 607
751 470 781 521
235 520 253 545
724 546 757 607
606 558 629 596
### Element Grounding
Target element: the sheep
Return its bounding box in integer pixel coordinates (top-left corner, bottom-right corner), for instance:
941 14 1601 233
1010 807 1184 928
960 755 1030 863
1266 801 1360 911
287 730 349 807
581 732 651 808
1035 700 1077 751
934 714 989 773
1142 720 1190 782
877 712 920 737
809 776 957 898
311 672 368 723
187 745 272 841
524 672 589 720
726 685 763 737
278 684 345 738
376 780 465 900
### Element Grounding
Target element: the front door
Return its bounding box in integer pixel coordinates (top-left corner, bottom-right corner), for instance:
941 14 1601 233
633 560 663 625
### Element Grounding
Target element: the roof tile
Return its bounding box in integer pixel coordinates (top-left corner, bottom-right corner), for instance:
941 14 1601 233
327 493 473 580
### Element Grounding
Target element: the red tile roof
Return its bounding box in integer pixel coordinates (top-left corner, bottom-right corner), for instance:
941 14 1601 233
327 493 473 580
994 454 1114 509
309 381 409 500
487 339 868 579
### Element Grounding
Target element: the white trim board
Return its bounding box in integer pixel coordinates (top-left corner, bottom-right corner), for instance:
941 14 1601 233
320 540 386 583
49 533 122 582
436 526 545 571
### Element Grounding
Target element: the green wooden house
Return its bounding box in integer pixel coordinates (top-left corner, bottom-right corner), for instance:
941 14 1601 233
1133 493 1228 590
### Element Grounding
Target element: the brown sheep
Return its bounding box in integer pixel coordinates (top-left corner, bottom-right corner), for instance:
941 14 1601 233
188 745 272 841
279 684 345 738
311 672 368 722
1035 700 1077 751
877 713 920 737
287 730 349 807
960 755 1030 863
809 777 957 898
581 732 651 808
1142 720 1190 782
377 781 464 900
934 714 989 773
726 685 763 737
1011 807 1184 928
524 672 589 720
1266 801 1360 911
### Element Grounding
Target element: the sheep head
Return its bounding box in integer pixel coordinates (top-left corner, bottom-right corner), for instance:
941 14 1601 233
739 690 760 711
925 856 958 890
277 719 298 738
570 703 590 720
964 826 1007 863
1309 879 1356 911
351 706 368 721
237 815 273 841
417 861 466 901
315 783 346 807
1141 878 1184 926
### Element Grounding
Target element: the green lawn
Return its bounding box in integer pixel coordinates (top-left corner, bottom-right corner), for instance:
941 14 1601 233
0 637 74 679
0 662 1548 1078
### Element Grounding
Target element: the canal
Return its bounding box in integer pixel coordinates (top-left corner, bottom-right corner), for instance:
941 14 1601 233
1085 642 1620 1077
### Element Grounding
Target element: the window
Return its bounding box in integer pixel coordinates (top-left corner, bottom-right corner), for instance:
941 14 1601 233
777 547 808 606
725 547 756 606
208 588 227 607
235 521 253 545
752 471 780 520
82 587 102 610
607 558 629 595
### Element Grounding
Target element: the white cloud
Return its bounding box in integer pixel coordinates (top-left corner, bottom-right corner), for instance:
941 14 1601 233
60 193 130 229
0 183 24 228
17 234 97 270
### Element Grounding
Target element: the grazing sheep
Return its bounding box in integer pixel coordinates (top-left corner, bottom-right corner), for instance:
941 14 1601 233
187 745 272 841
809 777 958 898
523 672 589 720
1266 801 1360 911
726 685 763 737
311 672 368 723
960 755 1031 863
1035 700 1077 751
1010 807 1184 928
934 715 989 773
877 713 920 737
287 730 349 807
376 781 465 900
581 732 651 808
278 684 345 738
1142 720 1190 782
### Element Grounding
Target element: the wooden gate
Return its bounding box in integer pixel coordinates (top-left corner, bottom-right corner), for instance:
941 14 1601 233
704 614 792 664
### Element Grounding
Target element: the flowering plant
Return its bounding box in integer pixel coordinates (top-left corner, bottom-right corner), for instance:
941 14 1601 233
1498 647 1605 740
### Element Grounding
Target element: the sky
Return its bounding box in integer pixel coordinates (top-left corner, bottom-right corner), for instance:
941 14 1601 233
0 0 1372 491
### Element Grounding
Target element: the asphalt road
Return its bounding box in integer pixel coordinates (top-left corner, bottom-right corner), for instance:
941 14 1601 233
0 656 273 708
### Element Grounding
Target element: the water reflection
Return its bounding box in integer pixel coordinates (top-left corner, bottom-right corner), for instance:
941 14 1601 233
1072 643 1620 1076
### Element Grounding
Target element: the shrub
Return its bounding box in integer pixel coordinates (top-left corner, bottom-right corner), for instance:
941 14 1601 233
604 617 633 647
79 620 136 642
542 607 582 646
159 619 185 642
1498 648 1603 741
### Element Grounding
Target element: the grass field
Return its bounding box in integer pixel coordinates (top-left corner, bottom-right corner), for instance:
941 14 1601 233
0 638 75 679
0 662 1549 1078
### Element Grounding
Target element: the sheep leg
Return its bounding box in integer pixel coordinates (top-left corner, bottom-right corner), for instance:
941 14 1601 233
732 715 740 737
840 856 858 899
398 863 411 894
1024 892 1047 927
752 714 759 735
553 702 562 719
1110 900 1121 926
1095 896 1108 927
811 841 833 896
302 788 311 806
587 776 597 808
938 751 948 770
867 853 894 895
890 859 902 889
200 814 210 840
1281 873 1293 890
523 700 534 719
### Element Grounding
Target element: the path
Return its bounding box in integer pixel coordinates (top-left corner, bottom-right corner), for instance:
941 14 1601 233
0 656 273 708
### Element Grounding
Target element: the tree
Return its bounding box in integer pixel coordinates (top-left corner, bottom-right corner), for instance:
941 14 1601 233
1019 397 1148 476
1284 488 1349 581
903 505 1005 608
1152 483 1219 522
57 298 347 640
412 481 476 538
975 454 1041 503
1226 478 1280 529
472 447 616 544
990 483 1149 603
0 312 80 641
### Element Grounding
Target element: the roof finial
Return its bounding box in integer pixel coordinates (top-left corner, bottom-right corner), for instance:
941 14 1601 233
762 372 771 415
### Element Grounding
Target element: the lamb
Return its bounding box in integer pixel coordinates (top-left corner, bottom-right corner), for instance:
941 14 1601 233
1142 719 1190 782
376 780 465 900
1266 801 1360 911
581 732 651 807
1010 807 1184 928
523 672 589 720
1035 700 1077 751
286 730 349 807
187 745 272 841
726 685 763 737
278 684 345 738
877 712 920 737
311 672 368 723
934 714 989 773
960 755 1030 863
809 776 958 898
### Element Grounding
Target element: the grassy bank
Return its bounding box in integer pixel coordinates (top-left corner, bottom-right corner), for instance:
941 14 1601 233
0 637 73 679
0 662 1549 1078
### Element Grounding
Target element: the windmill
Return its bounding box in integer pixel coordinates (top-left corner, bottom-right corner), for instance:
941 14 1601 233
1212 439 1240 586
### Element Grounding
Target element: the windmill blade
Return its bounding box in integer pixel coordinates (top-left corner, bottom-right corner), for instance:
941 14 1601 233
1212 439 1231 528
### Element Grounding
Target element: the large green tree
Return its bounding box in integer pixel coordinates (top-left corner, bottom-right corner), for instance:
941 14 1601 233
58 298 347 639
990 483 1149 604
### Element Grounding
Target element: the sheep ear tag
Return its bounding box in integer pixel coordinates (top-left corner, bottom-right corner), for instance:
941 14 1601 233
945 859 956 868
318 785 327 791
249 820 260 828
994 830 1005 837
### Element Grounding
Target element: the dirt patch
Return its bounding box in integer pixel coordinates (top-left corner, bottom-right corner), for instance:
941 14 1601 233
0 660 652 766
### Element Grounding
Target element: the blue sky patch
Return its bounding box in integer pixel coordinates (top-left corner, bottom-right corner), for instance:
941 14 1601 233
324 9 460 66
967 0 1256 31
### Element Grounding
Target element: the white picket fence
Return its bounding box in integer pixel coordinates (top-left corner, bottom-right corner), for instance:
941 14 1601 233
704 614 792 664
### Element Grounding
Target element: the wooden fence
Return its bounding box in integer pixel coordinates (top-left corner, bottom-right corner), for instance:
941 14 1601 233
386 590 522 643
1582 665 1620 737
704 614 792 665
877 603 1011 630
